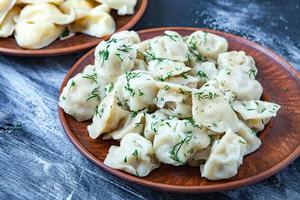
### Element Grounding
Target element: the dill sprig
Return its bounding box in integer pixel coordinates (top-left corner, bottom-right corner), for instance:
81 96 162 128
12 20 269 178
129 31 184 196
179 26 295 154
169 132 193 163
196 70 208 80
132 149 139 160
87 87 100 102
117 44 133 52
82 73 98 84
164 32 179 41
194 91 220 100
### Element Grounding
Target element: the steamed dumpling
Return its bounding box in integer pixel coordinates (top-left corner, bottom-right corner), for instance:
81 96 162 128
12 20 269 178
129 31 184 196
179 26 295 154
16 3 75 24
200 129 247 180
69 4 115 38
0 6 21 38
154 82 193 118
0 0 16 24
59 65 101 121
15 22 64 49
17 0 64 4
104 133 160 177
138 31 189 62
192 80 239 133
153 118 210 166
190 61 218 86
166 74 199 89
143 111 168 141
87 94 130 139
96 0 137 15
232 100 281 120
185 31 228 62
217 67 263 100
94 32 138 82
59 0 99 20
114 70 158 111
103 110 146 140
218 51 257 78
14 3 76 49
147 59 191 81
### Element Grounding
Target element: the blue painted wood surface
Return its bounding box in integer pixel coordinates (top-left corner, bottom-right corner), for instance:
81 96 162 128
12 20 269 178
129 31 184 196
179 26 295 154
0 0 299 199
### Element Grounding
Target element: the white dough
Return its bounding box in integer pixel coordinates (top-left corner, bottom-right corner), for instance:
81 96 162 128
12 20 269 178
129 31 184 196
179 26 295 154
96 0 137 15
104 133 160 177
192 80 239 133
87 94 130 139
59 65 101 122
69 5 115 38
153 118 210 166
0 6 21 38
200 129 247 180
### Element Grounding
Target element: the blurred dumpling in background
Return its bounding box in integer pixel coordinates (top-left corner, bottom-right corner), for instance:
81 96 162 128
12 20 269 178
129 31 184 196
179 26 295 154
96 0 137 15
69 4 115 38
14 3 76 49
0 6 21 38
16 0 64 4
59 0 98 20
0 0 17 23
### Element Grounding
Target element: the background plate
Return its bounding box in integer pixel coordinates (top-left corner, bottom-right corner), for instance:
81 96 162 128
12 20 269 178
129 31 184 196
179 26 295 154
0 0 147 57
58 27 300 193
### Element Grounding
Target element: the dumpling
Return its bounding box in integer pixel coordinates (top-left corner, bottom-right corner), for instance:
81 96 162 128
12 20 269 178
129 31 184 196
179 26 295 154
59 0 99 20
143 111 168 141
232 100 281 120
94 33 137 82
103 110 146 140
147 59 191 81
15 22 64 49
69 5 115 38
218 51 257 78
217 67 263 100
0 0 16 24
0 6 21 38
138 31 189 62
200 129 247 180
114 70 158 111
16 3 75 25
104 133 160 177
17 0 64 4
14 3 76 49
190 61 218 86
154 82 193 118
153 118 210 166
110 29 141 44
166 74 199 89
59 65 101 121
192 80 239 133
185 31 228 61
236 121 261 155
87 94 130 139
96 0 137 15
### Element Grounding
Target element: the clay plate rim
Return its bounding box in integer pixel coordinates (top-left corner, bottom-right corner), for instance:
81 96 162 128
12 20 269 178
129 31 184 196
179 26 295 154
58 27 300 193
0 0 148 57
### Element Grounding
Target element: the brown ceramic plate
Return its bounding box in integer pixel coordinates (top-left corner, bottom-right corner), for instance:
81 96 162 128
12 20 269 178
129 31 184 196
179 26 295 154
58 27 300 193
0 0 147 57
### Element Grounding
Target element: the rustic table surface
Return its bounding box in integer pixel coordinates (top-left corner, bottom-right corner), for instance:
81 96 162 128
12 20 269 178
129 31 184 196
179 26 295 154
1 0 299 199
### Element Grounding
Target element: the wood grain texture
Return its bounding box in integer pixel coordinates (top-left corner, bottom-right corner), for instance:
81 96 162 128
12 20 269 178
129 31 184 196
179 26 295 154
0 0 148 57
58 27 300 193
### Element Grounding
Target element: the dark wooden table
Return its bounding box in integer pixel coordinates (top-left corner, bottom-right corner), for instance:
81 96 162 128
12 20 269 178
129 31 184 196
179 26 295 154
0 0 299 199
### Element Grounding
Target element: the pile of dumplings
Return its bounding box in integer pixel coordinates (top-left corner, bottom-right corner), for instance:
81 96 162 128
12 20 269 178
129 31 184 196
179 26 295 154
0 0 137 49
59 30 281 180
